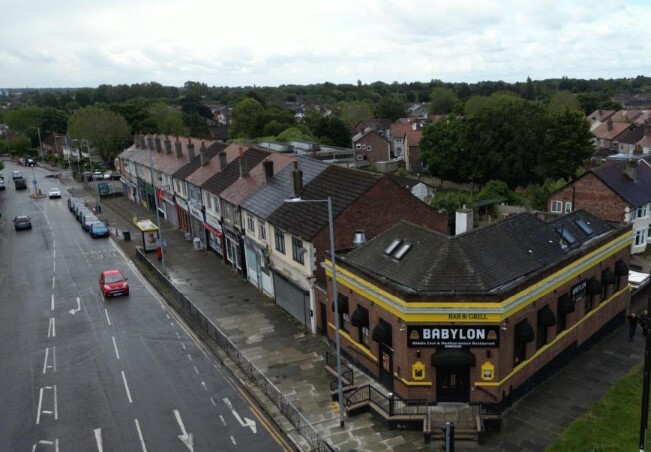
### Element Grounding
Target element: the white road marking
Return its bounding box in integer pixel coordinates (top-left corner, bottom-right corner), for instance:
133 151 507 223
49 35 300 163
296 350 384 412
210 397 217 407
186 354 192 362
36 387 44 424
181 343 186 351
32 439 59 452
218 414 226 426
50 294 54 310
52 276 55 290
54 385 58 420
121 371 133 403
175 331 181 338
104 308 112 326
173 410 194 451
53 260 56 272
170 322 175 328
222 397 257 433
201 381 207 391
42 347 49 374
230 435 237 445
47 317 56 338
68 297 81 315
36 386 58 423
42 347 56 374
166 314 170 319
94 428 103 452
134 419 148 452
193 366 199 375
112 336 120 359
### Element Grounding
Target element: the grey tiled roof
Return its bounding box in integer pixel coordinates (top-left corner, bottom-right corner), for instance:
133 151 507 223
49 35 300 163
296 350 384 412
201 148 270 195
339 210 616 296
268 165 381 240
240 156 330 220
173 142 229 180
591 162 651 208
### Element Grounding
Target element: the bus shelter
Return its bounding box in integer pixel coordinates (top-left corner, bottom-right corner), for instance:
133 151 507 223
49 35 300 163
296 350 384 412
134 218 160 252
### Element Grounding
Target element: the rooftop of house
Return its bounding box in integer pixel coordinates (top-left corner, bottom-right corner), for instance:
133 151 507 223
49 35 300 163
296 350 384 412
592 119 634 140
591 161 651 208
173 142 229 181
201 147 270 196
339 210 621 297
185 143 243 187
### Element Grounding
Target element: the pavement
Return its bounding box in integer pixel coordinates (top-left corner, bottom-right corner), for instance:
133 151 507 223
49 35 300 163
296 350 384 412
58 168 648 452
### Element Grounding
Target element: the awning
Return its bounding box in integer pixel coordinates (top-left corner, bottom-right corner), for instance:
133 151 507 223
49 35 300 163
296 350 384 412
537 305 556 327
615 260 629 276
515 320 534 343
331 294 349 314
372 320 392 345
350 306 369 327
558 294 575 314
431 348 476 367
203 222 223 237
587 277 602 295
602 268 616 285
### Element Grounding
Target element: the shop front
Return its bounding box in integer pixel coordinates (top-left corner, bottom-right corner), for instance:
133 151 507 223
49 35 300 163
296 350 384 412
244 236 274 297
204 212 224 258
188 200 205 246
175 197 192 234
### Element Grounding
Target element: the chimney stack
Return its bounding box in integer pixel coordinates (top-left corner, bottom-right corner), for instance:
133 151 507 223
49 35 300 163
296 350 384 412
175 136 182 158
199 141 207 166
147 135 154 150
238 147 248 177
455 206 474 236
187 139 195 160
154 136 162 152
623 160 637 181
134 134 140 148
164 135 172 154
607 118 613 131
263 159 274 183
291 161 303 198
353 230 367 247
218 150 227 169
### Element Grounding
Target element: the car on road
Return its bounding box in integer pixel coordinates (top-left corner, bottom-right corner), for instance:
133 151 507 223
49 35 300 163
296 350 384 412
0 175 5 190
99 270 129 298
14 178 27 190
82 215 100 231
90 222 110 238
26 158 36 167
93 171 103 181
13 216 32 230
48 187 61 199
12 170 23 180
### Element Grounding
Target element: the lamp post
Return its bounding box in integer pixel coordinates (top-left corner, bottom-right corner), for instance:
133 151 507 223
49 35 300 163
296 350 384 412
148 149 165 270
640 290 651 452
284 196 344 428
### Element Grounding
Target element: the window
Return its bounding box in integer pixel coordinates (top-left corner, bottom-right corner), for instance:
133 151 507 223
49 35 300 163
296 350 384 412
355 144 361 149
574 218 593 235
635 228 647 246
361 326 370 348
551 200 563 213
274 227 285 254
258 219 266 241
291 236 305 264
356 154 364 160
367 145 372 151
247 213 255 234
564 202 572 213
637 205 649 219
205 194 212 210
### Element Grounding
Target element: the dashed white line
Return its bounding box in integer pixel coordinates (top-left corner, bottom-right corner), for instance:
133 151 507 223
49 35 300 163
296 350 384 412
36 388 44 424
52 276 55 290
47 318 56 338
50 294 54 311
121 371 133 403
193 366 199 375
166 314 170 319
210 397 217 407
53 385 58 420
112 336 120 360
175 331 181 338
230 435 237 445
42 347 56 374
218 414 226 426
104 308 112 326
186 354 193 362
94 428 103 452
170 322 175 328
201 381 207 391
134 419 148 452
181 343 186 351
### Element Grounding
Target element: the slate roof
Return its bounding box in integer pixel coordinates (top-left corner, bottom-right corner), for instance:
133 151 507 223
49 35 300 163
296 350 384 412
173 142 229 181
268 165 381 240
240 156 330 220
592 120 633 141
185 143 242 187
591 162 651 208
339 210 617 297
201 147 270 196
616 125 645 145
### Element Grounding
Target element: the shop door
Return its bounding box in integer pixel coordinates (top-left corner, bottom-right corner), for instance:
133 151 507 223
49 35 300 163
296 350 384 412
436 366 470 403
378 343 394 392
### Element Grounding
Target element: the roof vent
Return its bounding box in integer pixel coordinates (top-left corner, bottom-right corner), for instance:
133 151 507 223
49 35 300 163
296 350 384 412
353 230 366 247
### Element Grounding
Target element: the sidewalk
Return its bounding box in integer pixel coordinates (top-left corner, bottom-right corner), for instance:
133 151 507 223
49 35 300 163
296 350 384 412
63 172 647 452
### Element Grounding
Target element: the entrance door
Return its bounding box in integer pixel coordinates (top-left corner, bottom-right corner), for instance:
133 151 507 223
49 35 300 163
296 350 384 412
320 302 327 337
436 366 470 402
378 343 394 392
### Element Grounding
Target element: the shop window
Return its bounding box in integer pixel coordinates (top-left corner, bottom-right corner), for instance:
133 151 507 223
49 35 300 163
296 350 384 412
513 320 534 367
275 227 285 254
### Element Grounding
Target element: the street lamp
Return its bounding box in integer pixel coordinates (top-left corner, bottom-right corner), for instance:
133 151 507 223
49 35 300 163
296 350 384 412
284 195 345 428
148 150 165 270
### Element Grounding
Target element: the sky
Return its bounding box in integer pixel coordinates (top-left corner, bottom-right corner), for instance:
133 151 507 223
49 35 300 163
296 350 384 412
1 0 650 89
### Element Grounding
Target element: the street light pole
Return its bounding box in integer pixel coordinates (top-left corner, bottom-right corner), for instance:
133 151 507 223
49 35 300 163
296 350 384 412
640 292 651 452
36 127 43 162
148 149 165 270
284 196 345 428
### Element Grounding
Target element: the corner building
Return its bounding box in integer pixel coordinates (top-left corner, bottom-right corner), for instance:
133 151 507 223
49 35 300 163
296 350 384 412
324 210 631 409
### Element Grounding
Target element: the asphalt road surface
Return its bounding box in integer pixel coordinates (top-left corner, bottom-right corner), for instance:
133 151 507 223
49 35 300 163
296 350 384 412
0 161 287 451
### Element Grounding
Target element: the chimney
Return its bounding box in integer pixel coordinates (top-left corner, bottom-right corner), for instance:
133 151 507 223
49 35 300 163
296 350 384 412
238 147 248 177
352 230 367 247
291 161 303 198
218 150 227 169
263 159 274 183
140 134 147 149
455 206 474 235
147 135 154 150
134 134 140 148
164 135 172 154
187 139 196 160
623 160 637 181
607 118 613 131
199 142 208 166
175 136 182 158
154 136 162 152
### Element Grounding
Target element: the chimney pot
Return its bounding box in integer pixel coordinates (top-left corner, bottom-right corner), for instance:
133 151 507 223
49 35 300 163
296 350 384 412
219 150 227 169
154 136 162 152
263 159 274 183
164 135 172 154
291 161 303 198
200 142 207 166
238 150 248 177
147 136 154 150
353 230 367 247
187 140 196 160
175 137 182 158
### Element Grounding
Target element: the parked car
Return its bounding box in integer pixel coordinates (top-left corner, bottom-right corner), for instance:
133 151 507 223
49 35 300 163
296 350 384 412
13 216 32 230
14 178 27 190
99 270 129 298
77 207 93 222
82 215 100 231
90 222 110 238
12 170 23 180
26 158 36 167
48 187 61 199
93 171 103 181
0 175 5 190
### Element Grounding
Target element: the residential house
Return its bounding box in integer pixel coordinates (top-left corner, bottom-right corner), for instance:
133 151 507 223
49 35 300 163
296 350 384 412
615 125 646 154
609 109 643 124
390 122 411 159
406 103 428 119
547 160 651 254
404 128 425 174
586 109 615 132
353 119 392 138
351 129 392 165
592 118 635 156
325 211 630 408
387 173 435 204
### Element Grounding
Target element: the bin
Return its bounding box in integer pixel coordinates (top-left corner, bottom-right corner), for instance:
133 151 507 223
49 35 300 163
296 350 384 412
123 230 131 241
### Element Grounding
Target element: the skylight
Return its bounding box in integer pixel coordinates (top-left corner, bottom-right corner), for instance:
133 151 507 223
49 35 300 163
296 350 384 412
555 225 577 246
393 242 412 260
574 218 593 235
384 239 402 255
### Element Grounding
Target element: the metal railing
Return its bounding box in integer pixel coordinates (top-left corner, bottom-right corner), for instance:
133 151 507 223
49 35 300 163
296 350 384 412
325 352 354 391
345 385 428 417
135 248 336 452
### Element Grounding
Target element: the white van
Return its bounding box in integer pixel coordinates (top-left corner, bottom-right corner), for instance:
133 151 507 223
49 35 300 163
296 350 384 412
0 174 5 190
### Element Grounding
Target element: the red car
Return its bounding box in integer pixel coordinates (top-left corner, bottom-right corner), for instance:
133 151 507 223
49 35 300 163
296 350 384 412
99 270 129 298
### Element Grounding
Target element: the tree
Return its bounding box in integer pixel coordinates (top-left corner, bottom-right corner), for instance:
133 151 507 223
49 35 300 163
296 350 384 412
67 106 132 163
5 107 43 132
308 116 351 147
230 98 265 139
148 102 187 135
182 112 210 138
40 107 68 134
338 101 374 128
374 95 405 122
547 90 580 115
428 87 460 114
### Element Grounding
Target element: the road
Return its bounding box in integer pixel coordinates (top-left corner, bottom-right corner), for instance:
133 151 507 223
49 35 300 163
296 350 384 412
0 161 287 451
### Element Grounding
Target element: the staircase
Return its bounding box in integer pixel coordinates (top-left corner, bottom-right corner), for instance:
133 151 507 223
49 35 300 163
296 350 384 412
427 403 482 443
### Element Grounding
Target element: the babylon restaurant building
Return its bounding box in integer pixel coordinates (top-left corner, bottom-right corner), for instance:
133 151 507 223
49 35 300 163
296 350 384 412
323 210 631 407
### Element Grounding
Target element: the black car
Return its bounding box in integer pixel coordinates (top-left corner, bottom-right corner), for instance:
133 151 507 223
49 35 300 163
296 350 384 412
13 216 32 230
14 178 27 190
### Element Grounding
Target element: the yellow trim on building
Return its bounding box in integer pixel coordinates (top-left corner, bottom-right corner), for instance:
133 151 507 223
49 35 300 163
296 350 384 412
328 322 378 363
397 376 433 387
